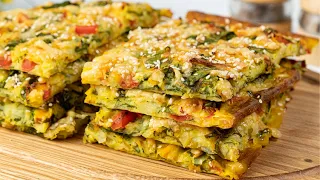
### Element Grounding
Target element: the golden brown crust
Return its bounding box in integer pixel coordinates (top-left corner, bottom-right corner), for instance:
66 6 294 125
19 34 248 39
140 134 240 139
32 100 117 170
238 147 262 178
228 69 300 125
186 11 319 54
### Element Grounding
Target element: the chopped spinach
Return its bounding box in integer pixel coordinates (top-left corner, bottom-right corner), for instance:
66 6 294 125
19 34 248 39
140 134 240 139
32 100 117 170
248 46 265 54
186 68 210 86
91 89 98 95
188 31 236 45
43 39 52 44
24 127 36 134
8 70 19 77
194 154 208 165
145 46 171 67
13 118 21 122
75 40 89 53
187 35 197 40
133 146 141 153
117 89 126 97
263 27 277 35
93 1 110 6
4 17 12 21
257 128 271 139
36 33 50 37
21 87 27 99
5 39 26 51
204 31 236 44
248 46 276 54
118 103 136 109
204 101 220 108
42 1 78 9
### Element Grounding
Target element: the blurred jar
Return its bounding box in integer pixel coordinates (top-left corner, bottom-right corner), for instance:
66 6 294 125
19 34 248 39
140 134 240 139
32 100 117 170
230 0 292 32
299 0 320 37
297 0 319 70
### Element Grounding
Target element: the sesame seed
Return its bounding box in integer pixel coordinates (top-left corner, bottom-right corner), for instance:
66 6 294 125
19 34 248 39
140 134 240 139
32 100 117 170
38 77 46 83
225 18 230 24
48 103 53 107
260 25 266 31
168 98 173 105
259 99 263 103
107 118 113 123
231 74 236 79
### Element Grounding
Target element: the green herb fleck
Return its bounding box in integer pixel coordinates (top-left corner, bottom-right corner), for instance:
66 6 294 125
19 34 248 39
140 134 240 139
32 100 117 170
42 1 78 9
5 39 26 51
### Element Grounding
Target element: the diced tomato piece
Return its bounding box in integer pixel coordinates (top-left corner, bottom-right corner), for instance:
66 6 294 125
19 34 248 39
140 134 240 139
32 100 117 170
75 25 98 35
62 11 67 18
306 49 311 54
129 20 136 27
120 75 139 89
111 111 138 130
274 34 291 44
136 113 143 118
0 55 12 69
205 108 216 119
120 80 139 89
43 89 51 101
170 114 192 122
22 59 37 72
17 12 29 23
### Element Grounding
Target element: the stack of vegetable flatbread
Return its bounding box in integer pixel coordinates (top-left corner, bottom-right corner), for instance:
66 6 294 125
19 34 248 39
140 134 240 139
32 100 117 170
0 1 318 179
82 12 318 179
0 1 170 139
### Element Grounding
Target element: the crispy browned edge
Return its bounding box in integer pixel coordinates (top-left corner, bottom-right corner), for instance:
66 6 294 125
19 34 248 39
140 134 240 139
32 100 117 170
227 69 300 126
238 147 262 178
186 11 319 53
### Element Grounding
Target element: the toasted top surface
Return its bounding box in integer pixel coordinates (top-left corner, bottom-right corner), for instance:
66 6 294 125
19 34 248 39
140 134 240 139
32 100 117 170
82 19 302 101
186 11 319 53
0 1 171 78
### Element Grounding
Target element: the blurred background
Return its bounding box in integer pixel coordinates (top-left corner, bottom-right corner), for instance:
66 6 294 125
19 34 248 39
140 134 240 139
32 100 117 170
1 0 319 71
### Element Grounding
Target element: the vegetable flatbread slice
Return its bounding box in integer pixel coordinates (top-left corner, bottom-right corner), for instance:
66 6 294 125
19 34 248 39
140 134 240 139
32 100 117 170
82 18 304 102
84 125 261 180
0 59 84 108
87 92 287 162
85 60 301 128
0 82 97 137
0 1 171 78
0 97 66 134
